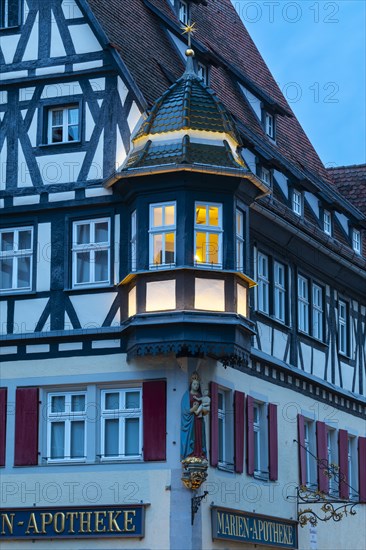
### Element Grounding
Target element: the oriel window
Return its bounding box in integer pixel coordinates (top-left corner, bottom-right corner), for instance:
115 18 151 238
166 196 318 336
194 202 223 267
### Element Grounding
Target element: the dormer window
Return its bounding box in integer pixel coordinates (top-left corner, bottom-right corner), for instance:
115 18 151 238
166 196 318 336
0 0 20 29
197 61 209 85
292 189 302 216
264 112 275 139
261 167 271 186
179 0 189 24
323 210 332 235
352 229 361 254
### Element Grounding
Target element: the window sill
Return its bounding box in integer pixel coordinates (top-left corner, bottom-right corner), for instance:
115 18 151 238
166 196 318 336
255 310 290 330
217 462 234 473
338 352 352 363
66 283 116 293
0 25 21 33
253 471 269 482
0 288 35 296
297 330 328 349
38 140 82 148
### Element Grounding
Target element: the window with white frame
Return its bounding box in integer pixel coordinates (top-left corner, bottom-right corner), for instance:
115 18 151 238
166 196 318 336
274 261 286 322
179 0 188 24
218 390 226 465
0 0 20 28
47 105 80 144
312 284 323 341
348 436 358 500
261 167 271 185
253 402 268 478
194 202 223 267
0 227 33 291
47 392 86 462
323 210 332 235
72 218 110 287
338 299 348 355
131 210 137 272
149 202 176 268
217 389 233 470
304 419 317 488
197 62 209 85
264 112 275 139
257 252 269 314
101 389 142 459
292 190 302 216
327 429 337 495
298 275 309 333
236 209 244 271
352 229 361 254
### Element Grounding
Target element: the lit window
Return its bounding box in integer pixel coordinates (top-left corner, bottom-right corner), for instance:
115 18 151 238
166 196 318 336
149 202 176 268
179 0 188 24
47 105 80 144
274 261 286 322
298 275 309 333
131 210 137 272
194 202 223 267
47 392 86 462
264 112 275 139
236 209 244 271
72 218 110 287
323 210 332 235
0 227 33 291
338 300 348 355
261 167 271 185
253 402 268 477
312 284 323 341
292 190 302 216
352 229 361 254
101 389 142 460
0 0 20 29
257 252 269 314
197 62 208 85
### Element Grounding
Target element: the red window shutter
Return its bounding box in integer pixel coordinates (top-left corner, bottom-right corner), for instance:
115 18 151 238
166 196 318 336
316 421 328 494
246 395 254 475
143 380 166 461
338 429 349 499
0 388 7 467
210 382 219 467
358 436 366 503
14 388 39 466
297 415 307 486
268 403 278 481
234 391 245 474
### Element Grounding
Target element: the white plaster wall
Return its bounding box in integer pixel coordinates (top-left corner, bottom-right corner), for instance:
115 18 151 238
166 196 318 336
13 298 48 334
37 152 86 184
1 34 21 64
0 137 7 190
70 292 117 329
50 13 67 58
273 169 289 198
68 24 102 54
239 84 262 120
22 13 39 62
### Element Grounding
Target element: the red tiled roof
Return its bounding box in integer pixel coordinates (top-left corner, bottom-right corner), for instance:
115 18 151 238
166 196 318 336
327 165 366 216
86 0 361 214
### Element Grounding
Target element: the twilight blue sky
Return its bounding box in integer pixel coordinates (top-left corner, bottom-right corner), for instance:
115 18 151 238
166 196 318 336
232 0 366 167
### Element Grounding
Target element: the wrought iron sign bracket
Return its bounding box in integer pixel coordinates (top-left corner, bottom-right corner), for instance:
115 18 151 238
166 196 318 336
191 491 208 525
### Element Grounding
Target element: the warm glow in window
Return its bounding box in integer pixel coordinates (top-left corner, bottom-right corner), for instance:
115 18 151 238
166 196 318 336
194 278 225 311
194 203 222 267
146 280 176 311
150 202 176 268
237 284 247 317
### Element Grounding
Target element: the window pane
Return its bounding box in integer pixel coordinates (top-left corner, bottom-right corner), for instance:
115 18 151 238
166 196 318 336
68 125 79 141
165 205 175 226
71 395 85 412
165 233 175 264
125 418 139 456
195 205 206 225
8 0 20 27
51 423 65 458
105 419 119 456
76 224 90 245
95 250 108 282
51 396 65 413
218 418 224 462
76 252 90 283
52 127 63 143
68 108 79 125
70 421 84 458
1 232 14 252
52 110 63 126
18 230 32 250
236 211 243 236
254 431 260 470
0 259 13 289
195 232 206 263
218 393 224 410
152 207 162 227
153 234 163 265
126 391 140 409
208 206 219 227
105 393 119 410
95 222 109 243
208 233 219 263
17 256 31 288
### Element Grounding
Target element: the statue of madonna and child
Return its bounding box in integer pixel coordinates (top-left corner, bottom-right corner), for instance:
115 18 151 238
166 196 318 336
180 372 211 489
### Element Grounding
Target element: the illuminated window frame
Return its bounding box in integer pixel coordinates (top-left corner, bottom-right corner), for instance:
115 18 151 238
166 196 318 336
194 202 223 268
149 202 176 269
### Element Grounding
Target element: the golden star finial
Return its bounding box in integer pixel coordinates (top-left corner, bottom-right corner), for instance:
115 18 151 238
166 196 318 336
181 22 196 48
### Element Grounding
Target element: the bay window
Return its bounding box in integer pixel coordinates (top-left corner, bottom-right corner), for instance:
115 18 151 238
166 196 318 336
0 227 33 291
72 218 110 287
149 202 176 268
194 202 222 267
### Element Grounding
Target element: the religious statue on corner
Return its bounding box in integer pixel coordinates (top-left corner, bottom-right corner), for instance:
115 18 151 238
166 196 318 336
180 372 210 490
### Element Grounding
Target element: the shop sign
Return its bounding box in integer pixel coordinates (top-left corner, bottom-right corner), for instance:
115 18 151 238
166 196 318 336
212 506 298 549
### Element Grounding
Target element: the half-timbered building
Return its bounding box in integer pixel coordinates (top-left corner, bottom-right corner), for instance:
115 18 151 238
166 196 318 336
0 1 365 549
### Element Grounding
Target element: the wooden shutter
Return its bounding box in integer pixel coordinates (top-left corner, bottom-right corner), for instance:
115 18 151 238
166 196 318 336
358 436 366 503
268 403 278 481
14 388 39 466
143 380 166 461
297 415 307 486
316 421 328 494
338 429 349 499
246 395 254 475
234 391 245 473
0 388 7 467
210 382 219 467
